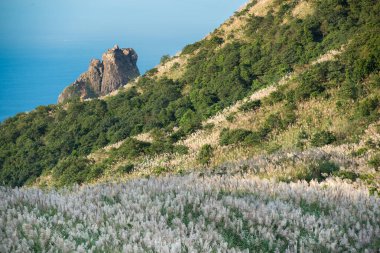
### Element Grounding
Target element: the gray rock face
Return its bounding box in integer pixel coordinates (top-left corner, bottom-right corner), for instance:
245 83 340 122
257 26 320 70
58 46 140 103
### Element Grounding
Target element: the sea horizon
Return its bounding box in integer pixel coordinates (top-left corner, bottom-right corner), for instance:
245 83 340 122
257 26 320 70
0 0 247 122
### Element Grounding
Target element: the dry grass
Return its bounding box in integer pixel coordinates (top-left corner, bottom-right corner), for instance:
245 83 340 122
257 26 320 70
56 46 361 190
134 132 153 143
133 47 348 174
292 1 314 19
311 48 343 65
249 0 275 17
154 54 189 81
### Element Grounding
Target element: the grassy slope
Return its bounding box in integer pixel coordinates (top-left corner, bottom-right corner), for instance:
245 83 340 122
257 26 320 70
1 1 380 252
0 0 379 190
66 48 379 193
28 0 379 191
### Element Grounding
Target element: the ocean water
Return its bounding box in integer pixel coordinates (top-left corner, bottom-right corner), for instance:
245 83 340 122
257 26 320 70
0 43 160 121
0 0 248 122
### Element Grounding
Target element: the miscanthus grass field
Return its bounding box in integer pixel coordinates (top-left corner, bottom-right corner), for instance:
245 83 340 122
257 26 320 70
1 175 379 253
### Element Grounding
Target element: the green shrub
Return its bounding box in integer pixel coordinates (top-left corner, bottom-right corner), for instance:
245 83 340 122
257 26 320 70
281 103 297 127
358 97 379 117
113 138 150 159
351 147 368 157
294 69 326 100
197 144 214 165
309 161 340 182
207 36 224 47
266 91 285 105
311 131 336 147
226 114 236 122
173 145 189 155
339 81 359 100
119 164 135 174
160 55 171 64
145 68 158 76
179 110 202 134
259 114 282 137
220 128 253 146
203 123 215 130
52 156 91 186
242 131 262 146
169 130 186 143
87 164 106 180
148 140 174 155
368 153 380 170
296 161 340 182
153 166 169 175
171 62 180 70
334 170 359 181
182 41 204 55
239 100 261 112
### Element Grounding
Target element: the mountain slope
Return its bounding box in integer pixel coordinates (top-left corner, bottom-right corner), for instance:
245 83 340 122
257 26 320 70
0 0 379 190
1 0 380 252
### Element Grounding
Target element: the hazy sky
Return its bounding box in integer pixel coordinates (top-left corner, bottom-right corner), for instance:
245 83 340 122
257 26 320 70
0 0 248 121
0 0 247 53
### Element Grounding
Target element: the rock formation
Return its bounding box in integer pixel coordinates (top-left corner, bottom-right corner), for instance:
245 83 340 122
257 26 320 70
58 45 140 103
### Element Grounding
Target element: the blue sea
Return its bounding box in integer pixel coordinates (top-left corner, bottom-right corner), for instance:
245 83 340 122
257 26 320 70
0 42 163 121
0 0 248 122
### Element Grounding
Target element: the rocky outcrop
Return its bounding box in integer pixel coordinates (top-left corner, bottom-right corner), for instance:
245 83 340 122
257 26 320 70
58 45 140 103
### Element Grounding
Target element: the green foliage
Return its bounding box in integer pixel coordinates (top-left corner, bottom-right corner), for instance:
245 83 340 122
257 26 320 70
287 160 340 183
239 100 261 112
203 123 215 130
160 55 171 64
308 161 340 182
358 97 379 118
179 110 201 134
368 153 380 171
113 138 150 159
52 156 91 186
220 128 252 146
266 91 285 105
118 164 135 174
87 163 106 180
225 114 236 123
182 41 204 55
334 170 360 181
153 166 169 175
352 147 368 157
294 69 326 100
260 106 297 137
197 144 214 165
185 42 253 118
220 104 297 147
1 0 380 187
311 131 336 147
171 62 180 70
145 68 158 76
173 145 189 155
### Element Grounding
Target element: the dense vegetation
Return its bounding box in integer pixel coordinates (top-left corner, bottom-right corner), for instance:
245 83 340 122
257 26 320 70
1 0 379 187
1 175 379 252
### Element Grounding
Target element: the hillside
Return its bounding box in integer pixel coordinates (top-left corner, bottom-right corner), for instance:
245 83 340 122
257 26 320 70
0 0 380 250
1 0 378 188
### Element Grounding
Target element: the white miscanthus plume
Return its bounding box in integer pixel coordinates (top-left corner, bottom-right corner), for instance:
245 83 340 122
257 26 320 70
0 175 379 252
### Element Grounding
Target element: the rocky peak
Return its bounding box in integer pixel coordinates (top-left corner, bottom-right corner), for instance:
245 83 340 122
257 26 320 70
58 46 140 103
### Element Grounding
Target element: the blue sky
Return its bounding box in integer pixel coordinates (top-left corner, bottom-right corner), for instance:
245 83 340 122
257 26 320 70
0 0 248 121
0 0 247 53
